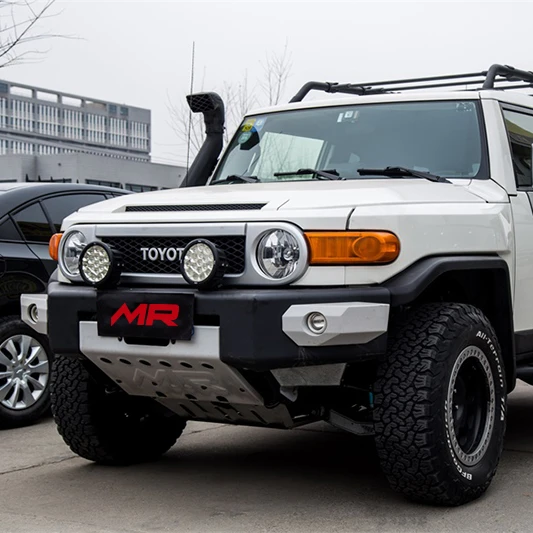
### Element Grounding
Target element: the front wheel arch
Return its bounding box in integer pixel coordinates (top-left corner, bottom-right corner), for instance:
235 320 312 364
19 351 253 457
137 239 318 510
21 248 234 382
384 256 515 391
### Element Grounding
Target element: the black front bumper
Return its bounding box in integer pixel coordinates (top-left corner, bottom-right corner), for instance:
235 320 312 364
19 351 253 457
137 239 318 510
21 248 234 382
48 281 390 370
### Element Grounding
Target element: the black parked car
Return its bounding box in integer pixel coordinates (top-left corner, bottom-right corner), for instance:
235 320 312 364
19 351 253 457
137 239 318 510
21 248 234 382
0 182 128 427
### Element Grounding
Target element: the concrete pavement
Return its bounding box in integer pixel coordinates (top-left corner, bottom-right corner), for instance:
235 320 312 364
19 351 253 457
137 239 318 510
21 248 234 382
2 382 533 532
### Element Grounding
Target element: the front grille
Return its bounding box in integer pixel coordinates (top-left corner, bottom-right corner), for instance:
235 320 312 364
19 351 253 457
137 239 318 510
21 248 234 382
125 204 265 212
102 236 245 275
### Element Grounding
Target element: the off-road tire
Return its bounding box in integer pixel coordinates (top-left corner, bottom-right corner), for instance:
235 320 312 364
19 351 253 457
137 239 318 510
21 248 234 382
51 355 186 465
374 303 506 506
0 315 53 428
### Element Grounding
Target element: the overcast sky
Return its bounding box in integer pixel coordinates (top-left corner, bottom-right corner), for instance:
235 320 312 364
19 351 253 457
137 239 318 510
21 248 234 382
3 0 533 167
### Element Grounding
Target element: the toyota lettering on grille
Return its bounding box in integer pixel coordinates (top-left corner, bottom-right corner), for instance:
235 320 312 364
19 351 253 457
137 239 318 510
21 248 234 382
140 247 183 261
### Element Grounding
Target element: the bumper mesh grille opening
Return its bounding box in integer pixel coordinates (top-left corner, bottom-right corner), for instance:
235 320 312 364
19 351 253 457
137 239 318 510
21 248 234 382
101 235 245 275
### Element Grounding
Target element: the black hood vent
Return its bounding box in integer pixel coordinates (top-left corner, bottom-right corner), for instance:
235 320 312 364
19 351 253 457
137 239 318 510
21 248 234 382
125 203 266 212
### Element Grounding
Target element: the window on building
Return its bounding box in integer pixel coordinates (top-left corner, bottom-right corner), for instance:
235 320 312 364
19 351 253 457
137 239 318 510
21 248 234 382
12 202 52 243
502 108 533 188
120 106 129 117
86 179 122 189
42 194 108 232
125 183 158 193
0 216 22 241
108 104 117 114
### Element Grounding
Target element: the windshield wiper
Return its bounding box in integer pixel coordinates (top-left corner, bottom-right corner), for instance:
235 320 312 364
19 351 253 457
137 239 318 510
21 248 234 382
357 166 450 183
210 175 261 185
273 168 345 181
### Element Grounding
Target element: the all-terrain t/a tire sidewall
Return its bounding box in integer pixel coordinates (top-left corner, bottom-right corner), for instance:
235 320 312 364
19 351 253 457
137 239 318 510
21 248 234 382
0 315 53 427
440 319 506 490
374 303 507 506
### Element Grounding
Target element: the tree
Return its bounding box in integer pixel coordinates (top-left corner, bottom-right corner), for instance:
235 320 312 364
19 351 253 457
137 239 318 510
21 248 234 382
169 44 292 165
0 0 59 69
259 41 292 107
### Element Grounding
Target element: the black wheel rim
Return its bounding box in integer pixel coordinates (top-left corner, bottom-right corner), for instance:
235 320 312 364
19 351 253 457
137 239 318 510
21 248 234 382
452 359 488 454
447 346 495 466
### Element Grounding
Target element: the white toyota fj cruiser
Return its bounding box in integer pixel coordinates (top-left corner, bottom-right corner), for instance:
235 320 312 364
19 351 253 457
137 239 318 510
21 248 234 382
21 64 533 506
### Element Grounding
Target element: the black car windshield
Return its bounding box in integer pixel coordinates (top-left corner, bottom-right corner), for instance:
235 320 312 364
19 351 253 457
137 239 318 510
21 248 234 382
211 101 486 183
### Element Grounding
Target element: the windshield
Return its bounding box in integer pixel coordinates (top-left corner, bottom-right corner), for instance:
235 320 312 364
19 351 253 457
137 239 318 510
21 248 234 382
211 101 486 183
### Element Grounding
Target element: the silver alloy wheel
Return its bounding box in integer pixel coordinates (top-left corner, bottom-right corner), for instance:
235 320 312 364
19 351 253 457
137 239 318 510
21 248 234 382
0 334 49 410
446 345 496 467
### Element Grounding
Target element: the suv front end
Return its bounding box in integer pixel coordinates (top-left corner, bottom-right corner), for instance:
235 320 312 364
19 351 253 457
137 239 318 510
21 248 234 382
22 80 516 506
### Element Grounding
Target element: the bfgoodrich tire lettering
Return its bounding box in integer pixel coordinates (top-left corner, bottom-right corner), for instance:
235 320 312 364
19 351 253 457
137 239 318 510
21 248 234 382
374 303 506 506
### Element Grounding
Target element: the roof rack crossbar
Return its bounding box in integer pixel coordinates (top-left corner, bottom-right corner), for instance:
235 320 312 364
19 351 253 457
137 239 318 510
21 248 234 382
381 79 493 93
347 71 485 88
290 64 533 102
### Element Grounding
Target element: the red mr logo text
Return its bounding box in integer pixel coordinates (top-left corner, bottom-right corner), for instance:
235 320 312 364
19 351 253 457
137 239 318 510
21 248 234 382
110 303 180 327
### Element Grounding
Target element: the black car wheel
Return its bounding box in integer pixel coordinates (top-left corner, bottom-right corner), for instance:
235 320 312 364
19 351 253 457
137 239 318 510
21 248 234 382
0 315 52 427
374 303 506 506
51 355 186 465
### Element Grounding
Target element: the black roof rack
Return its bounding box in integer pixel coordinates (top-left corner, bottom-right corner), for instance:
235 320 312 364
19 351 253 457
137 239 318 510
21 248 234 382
290 64 533 103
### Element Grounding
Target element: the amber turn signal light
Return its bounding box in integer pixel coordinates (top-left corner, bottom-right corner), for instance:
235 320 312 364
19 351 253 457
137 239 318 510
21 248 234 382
305 231 400 265
49 233 63 261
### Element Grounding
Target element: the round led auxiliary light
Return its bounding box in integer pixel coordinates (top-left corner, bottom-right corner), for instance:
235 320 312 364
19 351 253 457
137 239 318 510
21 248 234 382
180 239 227 289
79 242 122 287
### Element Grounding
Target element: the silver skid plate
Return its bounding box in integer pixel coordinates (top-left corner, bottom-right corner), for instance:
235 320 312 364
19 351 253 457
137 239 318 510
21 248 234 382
79 321 293 427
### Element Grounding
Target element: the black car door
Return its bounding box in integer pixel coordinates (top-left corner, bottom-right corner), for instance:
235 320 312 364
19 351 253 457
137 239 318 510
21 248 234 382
0 212 49 313
10 201 55 278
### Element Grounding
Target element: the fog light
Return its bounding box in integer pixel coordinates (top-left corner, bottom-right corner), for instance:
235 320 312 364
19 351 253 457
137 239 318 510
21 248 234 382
79 242 121 287
28 304 39 324
306 312 327 334
181 239 227 289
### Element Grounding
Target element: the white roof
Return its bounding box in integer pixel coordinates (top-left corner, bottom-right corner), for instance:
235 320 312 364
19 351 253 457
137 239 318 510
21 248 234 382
245 89 533 117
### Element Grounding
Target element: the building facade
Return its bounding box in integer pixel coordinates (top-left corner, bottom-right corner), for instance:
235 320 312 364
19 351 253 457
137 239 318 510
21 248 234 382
0 79 151 161
0 80 187 190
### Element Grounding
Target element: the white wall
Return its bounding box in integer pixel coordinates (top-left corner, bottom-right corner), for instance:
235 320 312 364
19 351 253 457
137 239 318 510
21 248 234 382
0 153 185 189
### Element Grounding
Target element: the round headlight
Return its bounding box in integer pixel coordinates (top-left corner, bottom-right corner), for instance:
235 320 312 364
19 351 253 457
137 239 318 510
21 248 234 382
257 230 301 279
181 239 227 288
79 242 121 287
62 231 87 276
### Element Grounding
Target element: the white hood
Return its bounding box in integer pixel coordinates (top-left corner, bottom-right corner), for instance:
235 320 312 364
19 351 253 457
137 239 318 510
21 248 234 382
63 179 486 231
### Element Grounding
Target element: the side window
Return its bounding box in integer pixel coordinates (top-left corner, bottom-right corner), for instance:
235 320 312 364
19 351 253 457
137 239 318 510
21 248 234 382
12 203 52 243
42 194 107 232
0 216 21 241
502 108 533 188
